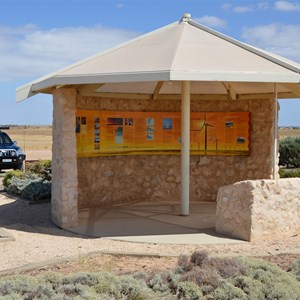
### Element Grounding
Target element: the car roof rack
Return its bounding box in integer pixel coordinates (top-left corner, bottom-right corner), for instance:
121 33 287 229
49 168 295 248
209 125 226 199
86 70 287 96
0 126 10 130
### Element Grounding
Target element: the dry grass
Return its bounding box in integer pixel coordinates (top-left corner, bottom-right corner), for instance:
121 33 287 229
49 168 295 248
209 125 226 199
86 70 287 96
2 126 299 152
5 126 52 151
279 128 300 140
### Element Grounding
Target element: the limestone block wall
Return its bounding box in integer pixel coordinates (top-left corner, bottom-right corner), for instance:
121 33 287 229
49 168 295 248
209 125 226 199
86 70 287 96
215 178 300 241
76 96 276 208
52 88 78 227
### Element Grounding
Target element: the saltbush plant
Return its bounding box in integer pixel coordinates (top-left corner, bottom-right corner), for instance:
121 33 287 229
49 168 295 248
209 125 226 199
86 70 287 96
3 160 51 202
279 168 300 178
279 137 300 168
2 170 25 188
0 252 300 299
291 259 300 281
26 159 52 181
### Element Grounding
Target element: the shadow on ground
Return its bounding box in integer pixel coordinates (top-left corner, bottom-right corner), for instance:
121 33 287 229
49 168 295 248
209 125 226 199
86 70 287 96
0 187 242 245
0 191 94 239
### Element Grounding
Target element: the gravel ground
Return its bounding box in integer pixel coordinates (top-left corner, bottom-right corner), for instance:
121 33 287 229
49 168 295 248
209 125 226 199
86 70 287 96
0 190 300 273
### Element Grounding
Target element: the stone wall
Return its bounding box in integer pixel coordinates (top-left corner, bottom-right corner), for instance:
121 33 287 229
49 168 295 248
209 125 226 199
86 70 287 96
52 88 78 227
76 96 276 208
215 178 300 241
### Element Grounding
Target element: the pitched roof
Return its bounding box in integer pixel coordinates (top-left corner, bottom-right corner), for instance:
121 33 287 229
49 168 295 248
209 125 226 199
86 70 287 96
17 14 300 101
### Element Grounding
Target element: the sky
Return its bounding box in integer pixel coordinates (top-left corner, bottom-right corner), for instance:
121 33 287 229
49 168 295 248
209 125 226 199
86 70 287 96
1 0 300 126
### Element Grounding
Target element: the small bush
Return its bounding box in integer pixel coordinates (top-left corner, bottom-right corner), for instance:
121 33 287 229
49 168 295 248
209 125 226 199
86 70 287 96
5 173 51 201
290 259 300 281
180 267 221 289
117 275 158 300
2 170 25 188
0 276 39 296
26 160 52 181
177 255 193 273
241 257 300 299
209 257 246 278
3 161 52 202
56 283 98 299
212 281 247 300
147 273 169 293
233 275 265 299
279 168 300 178
176 281 203 300
190 251 209 267
279 137 300 168
1 255 300 299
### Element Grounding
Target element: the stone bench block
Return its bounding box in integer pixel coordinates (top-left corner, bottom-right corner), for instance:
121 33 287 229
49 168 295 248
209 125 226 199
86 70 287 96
216 178 300 241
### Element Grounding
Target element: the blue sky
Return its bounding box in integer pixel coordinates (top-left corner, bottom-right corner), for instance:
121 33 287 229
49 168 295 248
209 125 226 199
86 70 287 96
1 0 300 126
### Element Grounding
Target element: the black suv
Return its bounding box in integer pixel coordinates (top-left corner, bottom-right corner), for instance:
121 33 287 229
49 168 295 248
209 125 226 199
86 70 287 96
0 127 26 171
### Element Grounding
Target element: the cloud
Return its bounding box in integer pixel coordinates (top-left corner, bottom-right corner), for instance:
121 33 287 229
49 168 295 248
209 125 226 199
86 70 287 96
194 15 227 28
242 23 300 63
232 6 254 13
222 2 269 13
116 3 124 9
274 1 300 11
0 24 139 82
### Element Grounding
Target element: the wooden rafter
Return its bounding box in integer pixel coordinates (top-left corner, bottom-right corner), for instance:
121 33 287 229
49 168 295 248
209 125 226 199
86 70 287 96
152 81 164 99
279 83 300 97
222 82 237 100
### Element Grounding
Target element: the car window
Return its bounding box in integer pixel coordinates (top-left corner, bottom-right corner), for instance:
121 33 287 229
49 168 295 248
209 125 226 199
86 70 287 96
0 132 13 145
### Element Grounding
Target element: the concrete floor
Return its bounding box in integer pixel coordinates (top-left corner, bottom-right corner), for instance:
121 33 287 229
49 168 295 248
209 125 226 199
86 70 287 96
66 202 243 245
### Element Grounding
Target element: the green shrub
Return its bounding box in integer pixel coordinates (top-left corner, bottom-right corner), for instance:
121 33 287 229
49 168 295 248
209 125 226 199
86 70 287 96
233 275 265 299
279 137 300 168
240 257 300 299
279 168 300 178
180 266 221 289
93 272 119 296
190 251 209 267
147 273 169 293
177 255 193 273
290 259 300 281
209 257 246 279
117 275 158 300
3 160 52 201
26 160 52 181
1 255 300 299
2 170 25 188
0 276 39 296
212 281 247 300
176 281 203 299
5 173 51 201
162 271 180 294
56 283 98 299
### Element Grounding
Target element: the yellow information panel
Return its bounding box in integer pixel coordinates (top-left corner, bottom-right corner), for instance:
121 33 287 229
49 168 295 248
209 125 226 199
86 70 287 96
76 110 250 157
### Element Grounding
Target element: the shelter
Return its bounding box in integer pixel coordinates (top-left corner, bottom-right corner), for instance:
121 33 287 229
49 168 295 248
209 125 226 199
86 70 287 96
17 14 300 229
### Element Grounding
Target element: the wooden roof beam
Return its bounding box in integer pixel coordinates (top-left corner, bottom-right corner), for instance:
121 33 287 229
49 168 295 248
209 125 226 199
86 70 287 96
222 82 237 100
279 83 300 97
152 81 164 99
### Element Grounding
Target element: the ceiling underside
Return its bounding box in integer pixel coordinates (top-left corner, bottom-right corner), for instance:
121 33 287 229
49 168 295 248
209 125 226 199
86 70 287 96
39 80 300 100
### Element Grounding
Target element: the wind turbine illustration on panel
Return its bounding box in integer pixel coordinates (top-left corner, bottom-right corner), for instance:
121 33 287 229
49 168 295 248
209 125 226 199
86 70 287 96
204 121 214 154
191 118 214 153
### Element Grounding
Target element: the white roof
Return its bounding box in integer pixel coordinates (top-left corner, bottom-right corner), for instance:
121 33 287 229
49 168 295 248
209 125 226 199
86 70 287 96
17 14 300 101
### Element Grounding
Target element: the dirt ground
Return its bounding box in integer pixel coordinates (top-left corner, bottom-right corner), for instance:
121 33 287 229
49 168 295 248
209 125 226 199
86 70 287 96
0 129 300 277
22 252 300 278
0 190 299 278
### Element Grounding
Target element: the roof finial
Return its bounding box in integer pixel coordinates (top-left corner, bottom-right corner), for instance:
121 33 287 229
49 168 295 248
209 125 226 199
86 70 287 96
181 13 191 23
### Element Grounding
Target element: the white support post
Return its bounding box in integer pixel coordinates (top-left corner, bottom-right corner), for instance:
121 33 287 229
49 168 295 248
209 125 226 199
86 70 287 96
273 83 278 179
181 81 190 216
